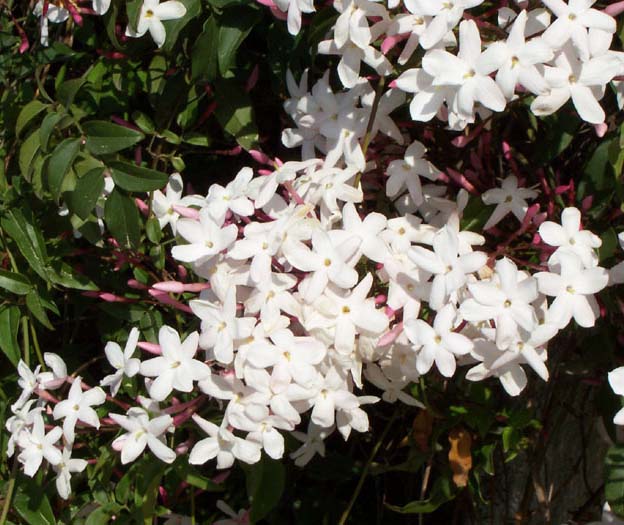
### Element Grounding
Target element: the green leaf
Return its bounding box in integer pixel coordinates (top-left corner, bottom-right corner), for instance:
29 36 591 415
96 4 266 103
606 444 624 518
160 0 201 53
217 7 261 76
1 209 50 281
386 477 454 514
13 476 56 525
65 167 106 220
104 188 142 249
47 137 81 201
16 100 49 138
145 217 163 244
191 16 219 81
83 121 144 155
109 161 168 192
0 305 21 366
39 112 64 152
19 130 41 181
584 139 615 192
56 77 86 107
49 261 98 291
26 291 54 330
244 455 285 523
125 0 143 32
534 112 580 165
599 227 619 262
0 270 32 295
214 78 258 150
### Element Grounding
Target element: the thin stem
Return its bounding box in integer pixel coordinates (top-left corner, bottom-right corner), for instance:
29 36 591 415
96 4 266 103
21 316 29 367
29 317 45 369
338 409 397 525
0 460 18 525
354 77 386 189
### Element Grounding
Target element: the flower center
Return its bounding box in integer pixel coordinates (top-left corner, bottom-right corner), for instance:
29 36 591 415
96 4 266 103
171 361 181 369
566 285 575 294
463 69 476 79
342 305 351 314
205 240 214 248
145 9 154 18
324 258 332 267
511 56 519 67
504 195 513 203
434 335 442 344
504 300 511 308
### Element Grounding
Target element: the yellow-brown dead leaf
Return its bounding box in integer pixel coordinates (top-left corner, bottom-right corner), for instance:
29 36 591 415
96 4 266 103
448 427 472 488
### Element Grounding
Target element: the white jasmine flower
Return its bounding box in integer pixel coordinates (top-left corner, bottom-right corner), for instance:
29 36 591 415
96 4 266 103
205 167 255 225
101 328 141 397
189 414 261 468
17 413 62 476
481 10 553 98
422 20 506 121
125 0 187 48
538 207 601 268
409 225 487 310
481 175 538 230
152 173 204 235
541 0 616 61
53 377 106 443
386 140 441 207
171 209 238 265
110 407 176 464
139 326 210 401
404 304 473 377
535 253 608 328
53 447 88 500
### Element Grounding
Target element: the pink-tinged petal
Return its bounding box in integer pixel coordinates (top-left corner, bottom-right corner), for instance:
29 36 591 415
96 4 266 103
570 84 604 124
